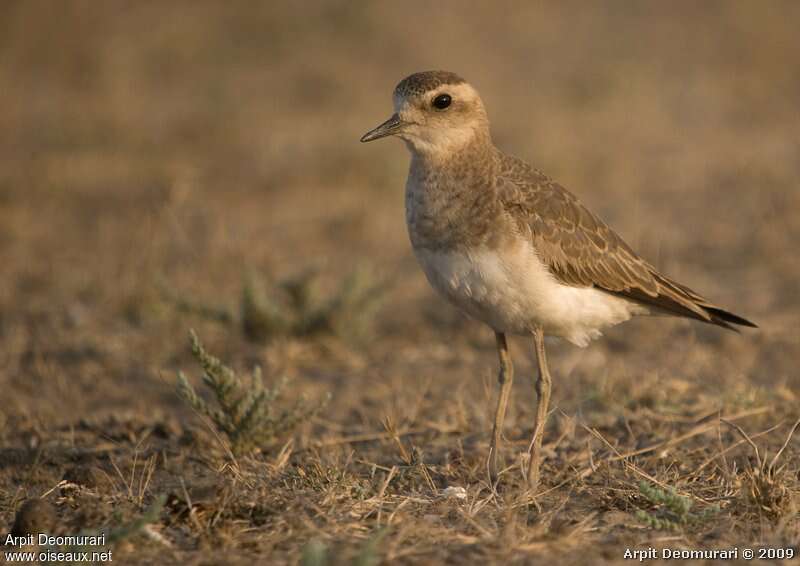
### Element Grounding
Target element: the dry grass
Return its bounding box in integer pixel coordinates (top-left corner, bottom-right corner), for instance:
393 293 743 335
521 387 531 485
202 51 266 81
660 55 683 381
1 1 799 564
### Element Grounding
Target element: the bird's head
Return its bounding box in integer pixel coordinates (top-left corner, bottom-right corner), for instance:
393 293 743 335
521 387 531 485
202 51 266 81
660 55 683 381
360 71 490 159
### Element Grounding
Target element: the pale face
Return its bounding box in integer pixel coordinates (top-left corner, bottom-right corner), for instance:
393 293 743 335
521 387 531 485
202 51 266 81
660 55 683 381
361 82 490 158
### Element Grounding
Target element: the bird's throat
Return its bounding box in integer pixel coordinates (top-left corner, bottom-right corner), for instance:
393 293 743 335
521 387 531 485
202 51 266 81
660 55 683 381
406 138 503 251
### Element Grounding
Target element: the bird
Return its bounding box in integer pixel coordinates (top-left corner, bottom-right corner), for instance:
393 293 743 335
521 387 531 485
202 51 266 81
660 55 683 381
360 70 756 490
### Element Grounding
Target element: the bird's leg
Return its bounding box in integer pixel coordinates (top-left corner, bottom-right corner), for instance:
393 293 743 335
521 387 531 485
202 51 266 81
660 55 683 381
527 328 552 490
488 332 514 483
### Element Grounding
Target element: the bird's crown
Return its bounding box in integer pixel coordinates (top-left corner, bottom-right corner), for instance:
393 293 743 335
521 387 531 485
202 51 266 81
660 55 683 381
394 70 466 98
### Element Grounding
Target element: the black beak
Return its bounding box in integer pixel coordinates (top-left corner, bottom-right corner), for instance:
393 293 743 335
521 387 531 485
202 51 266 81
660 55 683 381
360 113 405 142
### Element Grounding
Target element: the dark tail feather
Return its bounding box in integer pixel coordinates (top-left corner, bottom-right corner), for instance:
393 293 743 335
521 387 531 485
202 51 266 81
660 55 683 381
608 277 758 333
703 306 758 331
648 271 758 332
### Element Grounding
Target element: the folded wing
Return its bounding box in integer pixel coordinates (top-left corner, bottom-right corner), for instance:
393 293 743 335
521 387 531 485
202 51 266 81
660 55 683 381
496 155 757 331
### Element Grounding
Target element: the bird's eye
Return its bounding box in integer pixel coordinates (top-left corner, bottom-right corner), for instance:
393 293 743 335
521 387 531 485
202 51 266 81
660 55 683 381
432 94 452 110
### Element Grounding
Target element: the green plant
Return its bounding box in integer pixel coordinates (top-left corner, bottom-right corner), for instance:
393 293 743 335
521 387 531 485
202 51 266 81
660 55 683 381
162 266 386 344
634 481 719 531
241 266 386 342
300 539 328 566
354 527 389 566
298 528 387 566
177 330 328 455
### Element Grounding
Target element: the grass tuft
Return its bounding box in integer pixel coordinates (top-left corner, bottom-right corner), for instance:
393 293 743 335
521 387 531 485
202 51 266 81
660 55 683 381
726 418 800 519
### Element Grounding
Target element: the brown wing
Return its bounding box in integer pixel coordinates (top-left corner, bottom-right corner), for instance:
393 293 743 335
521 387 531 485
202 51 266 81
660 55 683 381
496 155 756 330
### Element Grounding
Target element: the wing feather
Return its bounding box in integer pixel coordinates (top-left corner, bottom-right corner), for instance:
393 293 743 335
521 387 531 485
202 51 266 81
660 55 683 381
496 154 756 330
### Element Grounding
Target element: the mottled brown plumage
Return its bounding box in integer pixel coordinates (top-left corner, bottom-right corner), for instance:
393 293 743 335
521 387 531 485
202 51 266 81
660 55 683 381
361 70 757 490
495 154 757 331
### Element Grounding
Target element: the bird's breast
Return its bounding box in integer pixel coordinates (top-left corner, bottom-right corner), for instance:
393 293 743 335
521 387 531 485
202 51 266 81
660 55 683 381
404 174 501 251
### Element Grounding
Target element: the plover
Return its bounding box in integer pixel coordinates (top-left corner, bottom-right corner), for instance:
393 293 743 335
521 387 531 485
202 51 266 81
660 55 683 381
360 70 756 490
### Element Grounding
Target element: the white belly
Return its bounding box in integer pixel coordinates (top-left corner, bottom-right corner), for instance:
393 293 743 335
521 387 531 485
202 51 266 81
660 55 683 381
413 241 648 347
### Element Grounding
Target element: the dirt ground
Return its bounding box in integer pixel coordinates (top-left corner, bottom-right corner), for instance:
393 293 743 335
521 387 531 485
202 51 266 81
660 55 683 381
1 2 799 564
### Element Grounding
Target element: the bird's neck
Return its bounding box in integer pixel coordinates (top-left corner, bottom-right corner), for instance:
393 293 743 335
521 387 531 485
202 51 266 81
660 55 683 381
406 134 504 250
408 131 498 191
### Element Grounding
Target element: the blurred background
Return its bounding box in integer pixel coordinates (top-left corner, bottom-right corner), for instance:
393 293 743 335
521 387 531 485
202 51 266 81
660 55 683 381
3 0 800 437
3 0 798 408
0 1 798 558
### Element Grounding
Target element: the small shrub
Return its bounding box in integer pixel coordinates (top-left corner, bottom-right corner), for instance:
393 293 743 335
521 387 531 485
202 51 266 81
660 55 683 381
177 330 328 455
240 271 290 341
242 266 385 342
163 266 385 344
634 481 719 531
